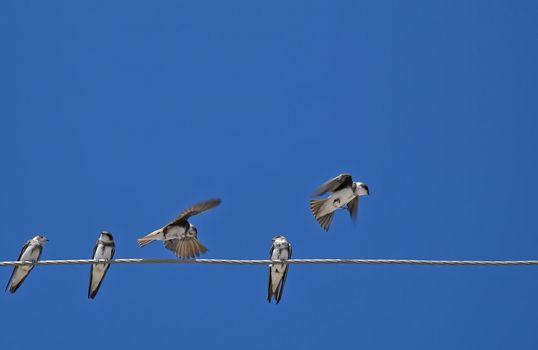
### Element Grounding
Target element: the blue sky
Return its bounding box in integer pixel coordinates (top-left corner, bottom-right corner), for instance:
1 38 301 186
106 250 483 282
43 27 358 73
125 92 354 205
1 1 538 349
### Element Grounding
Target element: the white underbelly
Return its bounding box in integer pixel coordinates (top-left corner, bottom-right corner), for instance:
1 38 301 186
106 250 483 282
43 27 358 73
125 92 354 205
317 188 355 217
94 245 113 260
166 225 187 240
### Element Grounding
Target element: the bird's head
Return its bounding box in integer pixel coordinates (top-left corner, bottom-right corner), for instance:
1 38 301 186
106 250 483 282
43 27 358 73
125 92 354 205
272 235 288 246
189 224 198 236
34 235 49 245
100 231 114 242
354 182 370 196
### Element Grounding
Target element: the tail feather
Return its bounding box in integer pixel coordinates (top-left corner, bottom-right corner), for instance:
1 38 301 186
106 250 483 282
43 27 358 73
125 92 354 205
267 269 273 303
164 238 208 259
310 199 334 231
318 213 334 231
309 198 327 217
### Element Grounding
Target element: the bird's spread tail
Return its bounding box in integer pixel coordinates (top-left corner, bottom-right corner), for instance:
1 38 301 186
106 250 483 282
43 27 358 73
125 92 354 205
310 199 335 232
310 198 326 216
178 238 208 259
164 237 208 259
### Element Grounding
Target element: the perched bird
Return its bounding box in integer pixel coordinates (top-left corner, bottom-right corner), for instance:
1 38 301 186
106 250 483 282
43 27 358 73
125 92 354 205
88 231 115 299
6 235 48 293
310 173 370 231
267 235 292 304
137 199 221 259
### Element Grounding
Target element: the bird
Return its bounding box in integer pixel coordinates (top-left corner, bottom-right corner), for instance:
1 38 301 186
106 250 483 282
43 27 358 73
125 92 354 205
310 173 370 231
88 231 115 299
137 199 221 259
6 235 48 293
267 235 292 304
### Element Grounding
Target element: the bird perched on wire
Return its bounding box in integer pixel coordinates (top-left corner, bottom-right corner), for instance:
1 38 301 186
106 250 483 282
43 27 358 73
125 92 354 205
310 173 370 231
137 199 221 259
6 235 48 293
88 231 115 299
268 235 292 304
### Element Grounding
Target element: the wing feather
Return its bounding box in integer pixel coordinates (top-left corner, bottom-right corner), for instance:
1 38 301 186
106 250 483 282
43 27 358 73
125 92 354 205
6 241 41 293
312 174 353 196
167 199 221 226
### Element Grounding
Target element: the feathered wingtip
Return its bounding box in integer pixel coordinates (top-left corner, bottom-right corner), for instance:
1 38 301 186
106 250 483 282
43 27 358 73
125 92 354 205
137 228 163 247
137 238 155 248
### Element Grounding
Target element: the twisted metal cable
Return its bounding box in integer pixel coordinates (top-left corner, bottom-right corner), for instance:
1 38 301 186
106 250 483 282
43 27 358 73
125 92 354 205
1 258 538 267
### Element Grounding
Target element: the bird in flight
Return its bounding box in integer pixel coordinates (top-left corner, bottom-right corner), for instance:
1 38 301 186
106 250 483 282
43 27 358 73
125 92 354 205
88 231 115 299
137 199 221 259
6 235 48 293
267 235 292 304
310 173 370 231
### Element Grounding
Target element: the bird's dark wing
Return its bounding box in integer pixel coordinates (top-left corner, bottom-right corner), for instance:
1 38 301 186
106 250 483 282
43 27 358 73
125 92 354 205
91 240 99 259
267 264 274 303
267 244 276 302
6 241 31 292
88 241 115 299
347 196 359 220
312 174 353 196
275 264 290 304
167 199 221 226
6 241 42 293
16 240 31 261
274 244 292 304
110 242 116 260
88 240 99 297
288 243 292 259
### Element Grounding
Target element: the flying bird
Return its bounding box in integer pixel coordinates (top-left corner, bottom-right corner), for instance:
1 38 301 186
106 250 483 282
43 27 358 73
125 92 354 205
137 199 221 259
267 235 292 304
310 173 370 231
88 231 115 299
6 235 48 293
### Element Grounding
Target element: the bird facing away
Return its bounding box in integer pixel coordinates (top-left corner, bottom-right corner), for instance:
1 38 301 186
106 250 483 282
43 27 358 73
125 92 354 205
88 231 115 299
6 235 48 293
268 235 292 304
137 199 221 259
310 173 370 231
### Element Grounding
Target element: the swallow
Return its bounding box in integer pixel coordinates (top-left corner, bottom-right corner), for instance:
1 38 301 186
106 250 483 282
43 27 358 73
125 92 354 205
268 235 292 304
6 235 48 293
310 173 370 231
137 199 221 259
88 231 115 299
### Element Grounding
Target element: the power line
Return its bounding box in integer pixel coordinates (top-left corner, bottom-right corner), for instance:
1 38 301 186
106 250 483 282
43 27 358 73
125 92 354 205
1 258 538 267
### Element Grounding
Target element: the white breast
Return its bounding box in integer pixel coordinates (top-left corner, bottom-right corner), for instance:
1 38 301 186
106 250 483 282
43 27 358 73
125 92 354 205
330 187 356 207
166 225 187 240
20 245 40 261
94 244 113 260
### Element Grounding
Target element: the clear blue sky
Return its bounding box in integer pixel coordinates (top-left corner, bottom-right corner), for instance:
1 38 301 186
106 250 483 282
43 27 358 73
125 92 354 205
1 1 538 349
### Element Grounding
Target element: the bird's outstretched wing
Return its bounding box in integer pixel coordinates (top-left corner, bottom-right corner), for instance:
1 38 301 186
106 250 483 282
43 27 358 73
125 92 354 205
312 174 353 196
167 199 221 226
